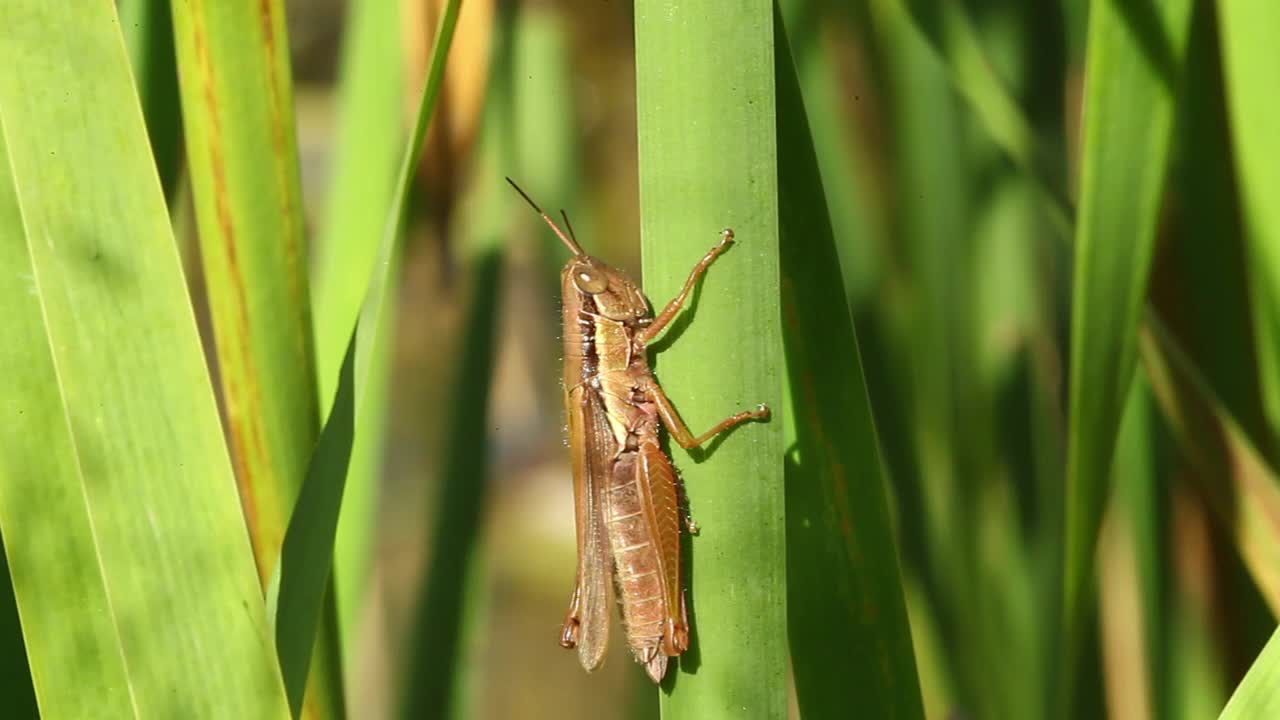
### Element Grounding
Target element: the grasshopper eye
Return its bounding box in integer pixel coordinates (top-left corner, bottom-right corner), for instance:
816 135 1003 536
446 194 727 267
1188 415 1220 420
573 267 609 294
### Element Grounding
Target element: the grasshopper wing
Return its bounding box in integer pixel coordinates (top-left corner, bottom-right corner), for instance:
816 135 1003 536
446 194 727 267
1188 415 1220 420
564 384 616 670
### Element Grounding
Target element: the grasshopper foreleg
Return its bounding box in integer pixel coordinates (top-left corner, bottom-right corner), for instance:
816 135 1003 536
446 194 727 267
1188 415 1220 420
639 229 736 344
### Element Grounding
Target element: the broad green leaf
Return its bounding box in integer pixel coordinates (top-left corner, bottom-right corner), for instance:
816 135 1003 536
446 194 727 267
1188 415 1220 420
0 2 288 716
775 7 925 719
1063 0 1192 681
634 1 787 715
272 0 463 715
312 0 405 662
1218 626 1280 719
1218 0 1280 450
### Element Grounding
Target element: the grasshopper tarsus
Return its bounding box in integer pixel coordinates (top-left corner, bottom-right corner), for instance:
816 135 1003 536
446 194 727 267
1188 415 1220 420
684 515 700 535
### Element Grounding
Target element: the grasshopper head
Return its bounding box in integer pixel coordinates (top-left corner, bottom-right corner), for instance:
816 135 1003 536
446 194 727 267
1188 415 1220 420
507 177 650 323
562 257 649 322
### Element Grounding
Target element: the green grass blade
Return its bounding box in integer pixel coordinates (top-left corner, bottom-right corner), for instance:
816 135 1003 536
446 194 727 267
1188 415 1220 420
0 3 288 716
312 0 405 662
778 0 882 310
634 2 787 715
1218 627 1280 719
170 2 342 715
170 0 319 586
775 8 924 718
1164 1 1273 463
1063 0 1193 691
1218 0 1280 448
1103 373 1166 719
1140 320 1280 615
273 0 462 714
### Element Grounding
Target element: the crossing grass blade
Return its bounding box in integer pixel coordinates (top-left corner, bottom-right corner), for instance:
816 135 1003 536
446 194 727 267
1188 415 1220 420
0 2 289 716
775 6 925 718
311 0 405 662
634 1 788 715
1140 320 1280 615
272 0 463 714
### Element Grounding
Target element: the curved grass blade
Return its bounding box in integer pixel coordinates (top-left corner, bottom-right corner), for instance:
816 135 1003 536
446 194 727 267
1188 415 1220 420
634 1 787 715
0 3 289 716
775 7 925 718
312 0 405 662
1218 0 1280 449
272 1 463 714
1062 0 1192 698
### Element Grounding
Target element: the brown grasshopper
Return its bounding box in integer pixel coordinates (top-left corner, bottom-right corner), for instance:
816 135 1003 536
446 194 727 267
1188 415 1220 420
506 178 770 683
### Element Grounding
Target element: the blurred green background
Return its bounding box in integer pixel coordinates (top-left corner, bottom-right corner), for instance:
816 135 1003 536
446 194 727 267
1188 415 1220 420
4 0 1280 718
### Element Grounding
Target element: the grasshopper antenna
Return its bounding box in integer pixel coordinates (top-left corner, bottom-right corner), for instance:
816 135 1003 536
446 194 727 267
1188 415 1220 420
559 209 581 249
506 176 584 256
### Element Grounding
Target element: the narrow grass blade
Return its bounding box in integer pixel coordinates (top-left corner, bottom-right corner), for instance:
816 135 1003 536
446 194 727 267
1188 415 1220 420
1162 0 1273 463
1099 374 1161 720
634 1 787 715
775 8 924 718
778 0 882 310
171 0 319 586
0 2 289 716
1217 0 1280 448
1062 0 1193 686
170 2 341 715
1218 627 1280 719
273 1 463 715
1140 320 1280 615
311 0 405 661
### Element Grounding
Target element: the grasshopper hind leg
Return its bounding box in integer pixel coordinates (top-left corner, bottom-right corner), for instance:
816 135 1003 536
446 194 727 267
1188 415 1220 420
560 586 582 649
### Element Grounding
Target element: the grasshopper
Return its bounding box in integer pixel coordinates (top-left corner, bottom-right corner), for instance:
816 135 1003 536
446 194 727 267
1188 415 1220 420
507 178 770 683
